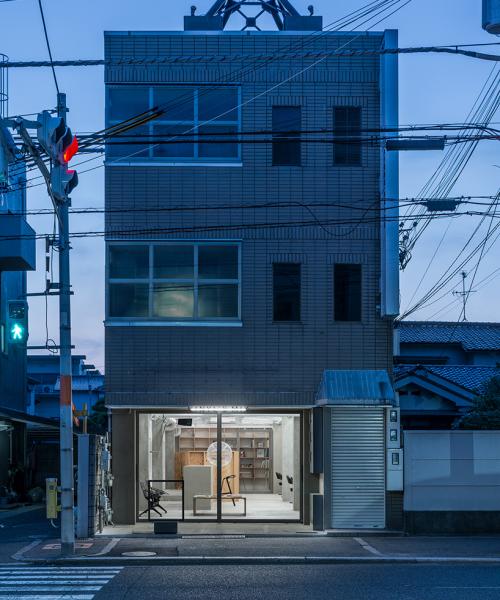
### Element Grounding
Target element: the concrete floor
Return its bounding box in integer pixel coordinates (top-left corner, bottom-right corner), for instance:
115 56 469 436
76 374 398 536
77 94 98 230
139 491 300 521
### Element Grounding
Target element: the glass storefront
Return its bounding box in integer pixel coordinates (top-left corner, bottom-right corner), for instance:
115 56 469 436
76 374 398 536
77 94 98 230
137 412 301 522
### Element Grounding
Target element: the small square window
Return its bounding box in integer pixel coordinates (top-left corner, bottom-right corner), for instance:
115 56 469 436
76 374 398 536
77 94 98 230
109 283 149 318
154 246 194 279
153 283 194 318
108 87 149 121
109 246 149 279
106 124 149 159
152 124 194 158
155 87 195 121
199 246 238 279
198 87 238 122
198 284 238 318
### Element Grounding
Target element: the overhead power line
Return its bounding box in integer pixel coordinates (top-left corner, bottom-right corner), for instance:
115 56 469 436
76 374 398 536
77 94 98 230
2 44 500 69
36 0 59 95
0 210 498 243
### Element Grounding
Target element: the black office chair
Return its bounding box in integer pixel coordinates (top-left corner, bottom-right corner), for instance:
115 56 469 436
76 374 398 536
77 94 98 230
222 474 237 506
139 481 167 517
275 472 283 492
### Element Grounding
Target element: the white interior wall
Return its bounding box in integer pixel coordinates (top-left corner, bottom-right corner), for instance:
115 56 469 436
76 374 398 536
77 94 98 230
272 422 283 494
137 413 152 511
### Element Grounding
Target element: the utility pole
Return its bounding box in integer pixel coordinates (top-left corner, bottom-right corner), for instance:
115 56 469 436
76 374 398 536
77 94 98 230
452 270 476 322
2 93 78 554
56 92 75 555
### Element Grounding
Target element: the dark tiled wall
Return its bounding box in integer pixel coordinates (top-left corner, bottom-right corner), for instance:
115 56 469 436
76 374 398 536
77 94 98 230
104 32 393 406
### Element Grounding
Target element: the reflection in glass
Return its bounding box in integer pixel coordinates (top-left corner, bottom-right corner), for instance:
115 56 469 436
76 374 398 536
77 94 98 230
153 284 194 318
198 284 238 318
198 246 238 279
109 246 149 279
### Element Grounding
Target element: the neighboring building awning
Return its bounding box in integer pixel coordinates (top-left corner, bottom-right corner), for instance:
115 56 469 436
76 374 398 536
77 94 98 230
0 406 59 429
316 370 396 407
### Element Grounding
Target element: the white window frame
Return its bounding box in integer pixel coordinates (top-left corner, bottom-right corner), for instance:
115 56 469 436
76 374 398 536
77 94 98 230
107 241 242 324
106 85 242 164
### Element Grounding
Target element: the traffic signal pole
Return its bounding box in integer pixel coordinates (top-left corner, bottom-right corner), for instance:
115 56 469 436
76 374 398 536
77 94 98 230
56 92 75 555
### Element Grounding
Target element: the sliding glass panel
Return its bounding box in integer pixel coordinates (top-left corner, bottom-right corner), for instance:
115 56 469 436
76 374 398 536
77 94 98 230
152 124 195 158
153 283 194 318
106 124 150 159
154 245 194 279
109 245 149 279
109 283 149 317
108 87 149 121
198 245 238 279
198 284 238 318
155 87 195 121
198 87 238 121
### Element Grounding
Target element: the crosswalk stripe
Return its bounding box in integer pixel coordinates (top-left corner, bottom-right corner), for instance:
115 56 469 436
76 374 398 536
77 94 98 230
0 597 95 600
0 587 102 592
0 580 112 585
0 568 122 571
0 565 123 599
0 575 113 579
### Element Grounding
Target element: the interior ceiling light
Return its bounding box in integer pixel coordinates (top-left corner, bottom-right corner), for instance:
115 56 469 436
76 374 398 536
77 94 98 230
0 421 13 433
189 406 247 413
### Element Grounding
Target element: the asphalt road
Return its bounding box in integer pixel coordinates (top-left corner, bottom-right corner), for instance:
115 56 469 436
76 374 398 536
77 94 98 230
0 505 56 562
95 564 500 599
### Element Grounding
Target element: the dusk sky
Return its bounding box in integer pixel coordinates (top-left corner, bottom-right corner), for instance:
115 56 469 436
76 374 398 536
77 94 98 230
1 0 498 371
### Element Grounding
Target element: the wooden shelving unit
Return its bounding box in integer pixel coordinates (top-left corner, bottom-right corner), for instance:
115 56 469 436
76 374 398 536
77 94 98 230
177 426 272 493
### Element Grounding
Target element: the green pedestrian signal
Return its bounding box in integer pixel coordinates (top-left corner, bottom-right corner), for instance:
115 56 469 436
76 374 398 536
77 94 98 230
7 301 28 345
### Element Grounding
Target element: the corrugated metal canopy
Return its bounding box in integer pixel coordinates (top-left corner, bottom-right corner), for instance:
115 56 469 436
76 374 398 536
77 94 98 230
316 370 395 406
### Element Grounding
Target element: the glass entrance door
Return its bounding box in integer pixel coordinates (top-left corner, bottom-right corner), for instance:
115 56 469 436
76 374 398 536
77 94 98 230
220 413 301 521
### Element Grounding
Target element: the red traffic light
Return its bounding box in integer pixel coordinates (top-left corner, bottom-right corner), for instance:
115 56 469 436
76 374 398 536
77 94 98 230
63 136 78 163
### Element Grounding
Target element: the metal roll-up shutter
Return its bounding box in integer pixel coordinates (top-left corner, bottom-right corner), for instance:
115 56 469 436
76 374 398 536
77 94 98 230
331 407 386 529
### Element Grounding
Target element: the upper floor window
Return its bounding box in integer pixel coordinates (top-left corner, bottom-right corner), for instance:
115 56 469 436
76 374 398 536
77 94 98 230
107 86 241 162
334 263 362 321
108 243 240 321
333 106 362 166
273 263 301 321
272 106 301 166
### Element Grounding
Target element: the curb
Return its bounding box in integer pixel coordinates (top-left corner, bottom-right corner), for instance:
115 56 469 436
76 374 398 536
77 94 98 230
14 555 500 566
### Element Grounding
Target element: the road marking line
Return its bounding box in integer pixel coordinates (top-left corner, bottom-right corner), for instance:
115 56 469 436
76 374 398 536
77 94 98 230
11 539 41 561
353 537 384 556
93 537 121 557
436 587 500 590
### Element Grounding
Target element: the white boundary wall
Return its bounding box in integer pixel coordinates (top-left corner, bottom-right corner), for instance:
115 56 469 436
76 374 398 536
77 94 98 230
404 430 500 511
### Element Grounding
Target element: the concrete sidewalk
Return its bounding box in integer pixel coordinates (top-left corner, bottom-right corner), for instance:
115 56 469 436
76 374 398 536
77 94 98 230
13 533 500 565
